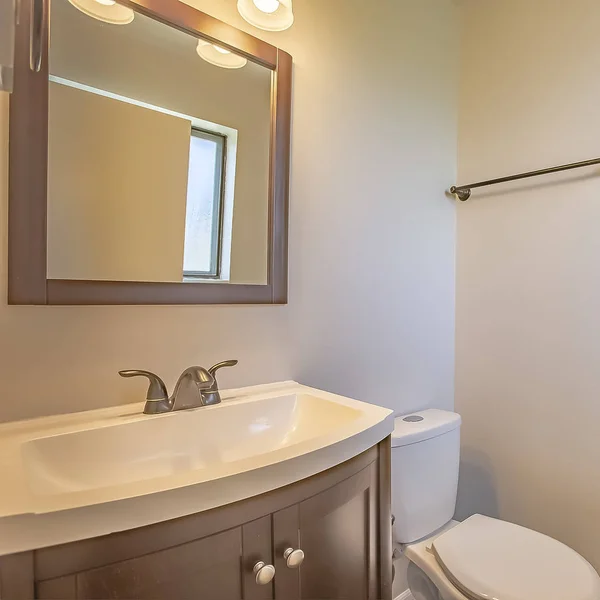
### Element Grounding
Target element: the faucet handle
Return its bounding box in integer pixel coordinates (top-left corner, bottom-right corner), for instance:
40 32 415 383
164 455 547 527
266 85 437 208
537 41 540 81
118 370 168 400
208 360 238 377
203 361 238 404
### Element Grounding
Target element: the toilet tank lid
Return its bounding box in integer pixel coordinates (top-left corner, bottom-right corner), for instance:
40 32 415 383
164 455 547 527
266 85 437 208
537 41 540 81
392 409 461 447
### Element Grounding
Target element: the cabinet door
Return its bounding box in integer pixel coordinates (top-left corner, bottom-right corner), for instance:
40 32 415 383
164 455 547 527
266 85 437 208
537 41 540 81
36 518 274 600
273 461 380 600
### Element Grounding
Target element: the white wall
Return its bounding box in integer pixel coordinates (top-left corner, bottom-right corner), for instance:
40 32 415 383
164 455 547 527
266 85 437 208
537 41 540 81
456 0 600 570
0 0 458 454
286 1 458 416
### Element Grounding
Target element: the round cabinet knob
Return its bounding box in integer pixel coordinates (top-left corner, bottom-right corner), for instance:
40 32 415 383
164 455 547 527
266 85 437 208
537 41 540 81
253 561 276 585
283 547 305 569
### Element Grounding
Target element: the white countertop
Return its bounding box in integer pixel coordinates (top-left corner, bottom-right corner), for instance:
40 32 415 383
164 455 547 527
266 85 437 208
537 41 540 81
0 381 393 556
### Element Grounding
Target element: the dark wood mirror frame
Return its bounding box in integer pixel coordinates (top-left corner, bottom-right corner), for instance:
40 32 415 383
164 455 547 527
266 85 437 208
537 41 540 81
9 0 291 305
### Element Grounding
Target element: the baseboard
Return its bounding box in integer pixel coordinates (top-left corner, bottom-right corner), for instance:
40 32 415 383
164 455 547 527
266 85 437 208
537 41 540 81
394 590 414 600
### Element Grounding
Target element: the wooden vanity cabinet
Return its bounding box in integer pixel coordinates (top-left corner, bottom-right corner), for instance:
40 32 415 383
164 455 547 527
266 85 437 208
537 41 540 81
0 439 391 600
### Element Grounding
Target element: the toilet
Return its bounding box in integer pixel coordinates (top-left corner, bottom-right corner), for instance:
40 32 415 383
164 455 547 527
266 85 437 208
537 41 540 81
391 409 600 600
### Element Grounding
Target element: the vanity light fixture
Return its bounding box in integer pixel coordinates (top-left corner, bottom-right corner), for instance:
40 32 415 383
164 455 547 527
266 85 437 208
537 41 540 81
237 0 294 31
67 0 134 25
196 40 247 69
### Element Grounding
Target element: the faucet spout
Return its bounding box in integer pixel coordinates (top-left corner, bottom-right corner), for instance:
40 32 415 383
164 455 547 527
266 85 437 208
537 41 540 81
170 367 215 411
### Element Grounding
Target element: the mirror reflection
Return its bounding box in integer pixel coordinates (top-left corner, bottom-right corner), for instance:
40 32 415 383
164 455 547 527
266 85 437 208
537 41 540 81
47 0 272 284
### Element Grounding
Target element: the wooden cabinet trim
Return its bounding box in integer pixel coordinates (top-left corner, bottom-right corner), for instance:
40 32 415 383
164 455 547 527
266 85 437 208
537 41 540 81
272 505 300 600
377 437 393 600
242 516 273 600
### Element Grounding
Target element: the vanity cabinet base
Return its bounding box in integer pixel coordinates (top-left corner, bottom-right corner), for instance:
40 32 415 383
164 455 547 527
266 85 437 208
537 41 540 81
0 438 392 600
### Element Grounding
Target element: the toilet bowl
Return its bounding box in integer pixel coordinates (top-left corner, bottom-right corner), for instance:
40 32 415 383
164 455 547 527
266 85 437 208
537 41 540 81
391 410 600 600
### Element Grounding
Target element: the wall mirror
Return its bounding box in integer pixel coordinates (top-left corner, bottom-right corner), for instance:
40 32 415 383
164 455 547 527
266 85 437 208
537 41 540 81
9 0 291 304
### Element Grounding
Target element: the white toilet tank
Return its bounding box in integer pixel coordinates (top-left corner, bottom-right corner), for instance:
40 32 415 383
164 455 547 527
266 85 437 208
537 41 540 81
391 409 461 544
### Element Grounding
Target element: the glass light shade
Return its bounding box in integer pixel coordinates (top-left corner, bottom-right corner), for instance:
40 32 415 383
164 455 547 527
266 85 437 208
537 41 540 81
237 0 294 31
67 0 134 24
196 41 247 69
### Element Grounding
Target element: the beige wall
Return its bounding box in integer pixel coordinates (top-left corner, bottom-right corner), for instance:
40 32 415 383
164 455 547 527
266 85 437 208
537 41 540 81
0 0 458 467
456 0 600 570
50 0 271 283
48 82 190 281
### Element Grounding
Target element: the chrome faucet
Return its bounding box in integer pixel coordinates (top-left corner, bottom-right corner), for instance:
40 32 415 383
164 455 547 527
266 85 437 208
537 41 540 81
119 360 238 415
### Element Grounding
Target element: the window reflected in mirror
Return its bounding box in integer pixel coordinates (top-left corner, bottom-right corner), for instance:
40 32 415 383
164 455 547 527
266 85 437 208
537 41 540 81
47 0 272 284
183 129 226 280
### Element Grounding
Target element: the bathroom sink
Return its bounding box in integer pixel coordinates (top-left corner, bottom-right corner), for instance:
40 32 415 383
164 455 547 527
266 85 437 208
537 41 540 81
22 391 365 495
0 381 393 554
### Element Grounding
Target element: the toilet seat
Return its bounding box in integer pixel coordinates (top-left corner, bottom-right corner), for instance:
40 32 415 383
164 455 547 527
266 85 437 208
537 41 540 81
431 514 600 600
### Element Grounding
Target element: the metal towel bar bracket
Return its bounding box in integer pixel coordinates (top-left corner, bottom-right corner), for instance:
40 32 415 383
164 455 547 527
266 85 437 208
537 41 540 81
450 156 600 201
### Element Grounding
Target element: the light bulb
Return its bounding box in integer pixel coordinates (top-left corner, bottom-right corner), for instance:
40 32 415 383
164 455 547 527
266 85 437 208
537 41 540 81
213 45 231 54
252 0 279 14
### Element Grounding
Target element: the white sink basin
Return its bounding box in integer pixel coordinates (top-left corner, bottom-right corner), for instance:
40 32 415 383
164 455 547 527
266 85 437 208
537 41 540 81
22 392 362 495
0 381 393 556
